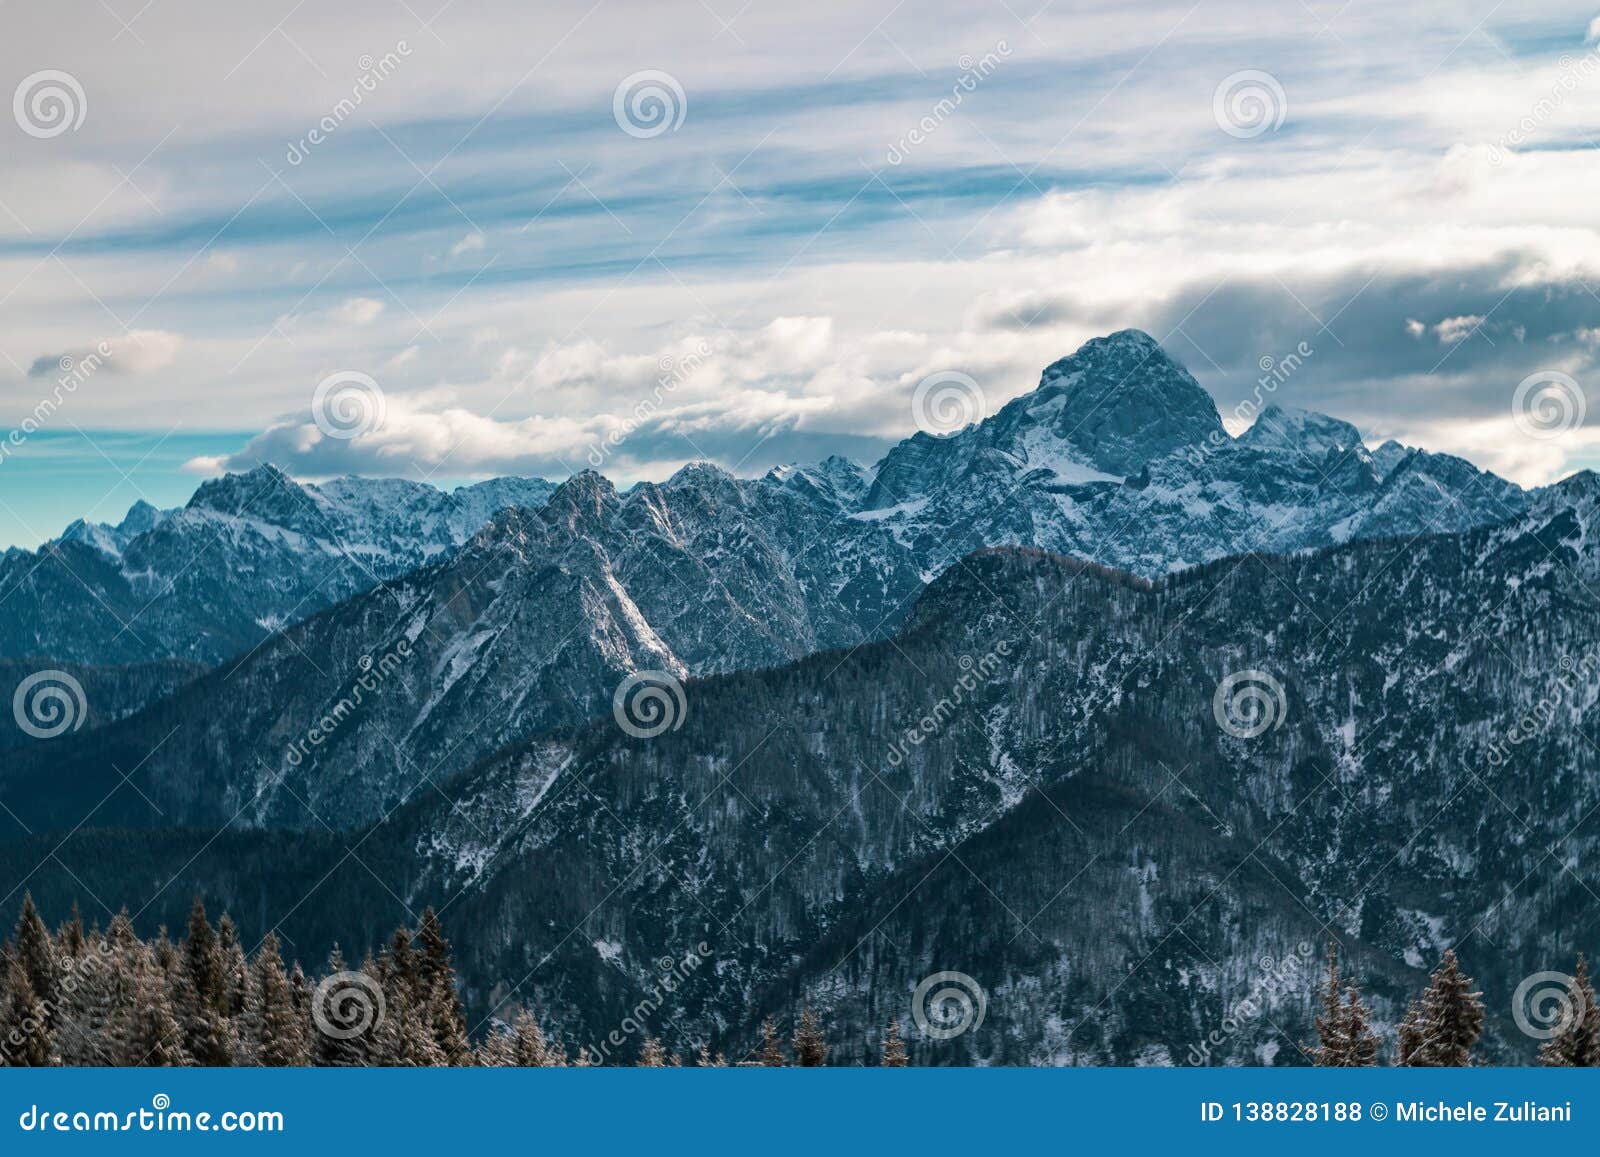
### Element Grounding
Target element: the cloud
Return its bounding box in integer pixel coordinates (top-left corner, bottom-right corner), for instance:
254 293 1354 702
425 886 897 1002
1433 315 1486 344
11 0 1600 504
331 297 386 326
28 330 183 378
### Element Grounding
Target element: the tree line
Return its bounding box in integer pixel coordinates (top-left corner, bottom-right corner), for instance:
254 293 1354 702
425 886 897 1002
1 895 911 1067
1312 942 1599 1066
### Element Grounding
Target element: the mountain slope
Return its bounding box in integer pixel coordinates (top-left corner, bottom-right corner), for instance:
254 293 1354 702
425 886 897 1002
14 479 1600 1063
0 464 925 831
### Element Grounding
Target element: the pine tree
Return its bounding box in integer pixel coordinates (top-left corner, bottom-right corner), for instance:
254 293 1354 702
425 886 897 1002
58 904 86 958
216 916 249 1019
1341 983 1380 1067
1312 941 1347 1065
475 1027 515 1066
124 971 190 1067
1411 949 1483 1067
252 934 309 1066
1397 998 1425 1066
793 1007 827 1066
179 898 232 1065
881 1018 908 1067
638 1036 667 1066
12 894 58 1023
0 960 55 1066
311 947 369 1067
696 1042 727 1066
54 932 120 1065
760 1016 785 1066
1540 956 1600 1066
510 1009 557 1066
362 950 404 1066
414 909 470 1064
395 995 446 1066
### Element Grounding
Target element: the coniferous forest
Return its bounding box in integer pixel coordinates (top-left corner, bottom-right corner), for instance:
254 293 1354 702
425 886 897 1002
6 890 1600 1067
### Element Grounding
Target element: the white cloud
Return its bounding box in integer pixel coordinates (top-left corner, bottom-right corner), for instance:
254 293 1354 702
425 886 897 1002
449 232 486 257
332 297 386 326
1434 315 1486 344
30 329 183 378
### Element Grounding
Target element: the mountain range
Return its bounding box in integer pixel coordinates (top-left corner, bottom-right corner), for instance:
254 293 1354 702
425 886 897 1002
1 328 1589 1065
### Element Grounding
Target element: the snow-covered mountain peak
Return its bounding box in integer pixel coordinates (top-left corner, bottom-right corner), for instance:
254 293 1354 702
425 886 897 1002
1031 329 1227 473
1240 404 1366 459
764 455 871 510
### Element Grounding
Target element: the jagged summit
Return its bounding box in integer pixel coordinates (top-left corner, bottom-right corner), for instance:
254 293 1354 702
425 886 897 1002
1029 329 1227 473
1239 404 1365 459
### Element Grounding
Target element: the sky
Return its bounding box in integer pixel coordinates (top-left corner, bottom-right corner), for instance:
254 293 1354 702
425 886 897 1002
2 0 1600 547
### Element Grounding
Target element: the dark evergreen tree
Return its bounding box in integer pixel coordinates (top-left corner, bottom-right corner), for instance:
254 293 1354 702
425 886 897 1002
1312 942 1346 1066
1412 949 1483 1067
215 915 249 1019
124 972 190 1067
0 960 55 1066
1397 998 1425 1066
510 1009 559 1066
414 909 470 1063
1341 984 1379 1067
12 894 58 1024
882 1018 908 1067
760 1016 785 1066
58 904 86 958
311 946 369 1067
252 934 309 1066
793 1007 827 1066
179 898 232 1065
1540 956 1600 1067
